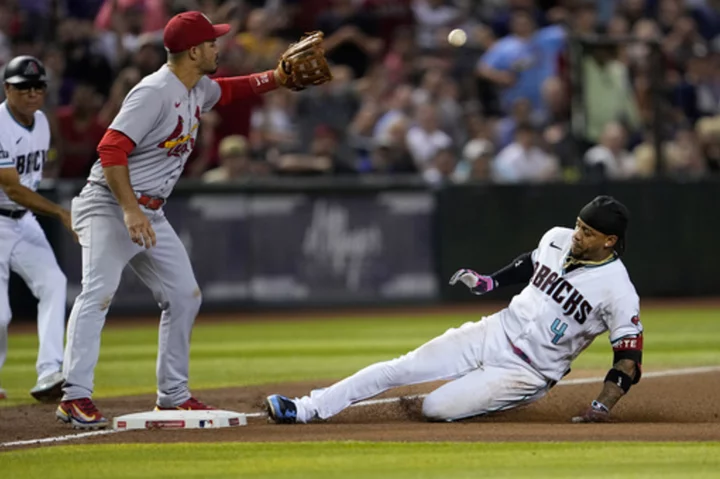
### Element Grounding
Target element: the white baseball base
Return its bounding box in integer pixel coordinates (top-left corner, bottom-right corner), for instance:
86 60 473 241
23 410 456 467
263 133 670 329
112 410 248 431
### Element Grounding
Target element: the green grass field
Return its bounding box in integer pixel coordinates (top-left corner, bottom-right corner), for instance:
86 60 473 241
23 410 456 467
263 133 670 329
2 306 719 478
3 307 719 404
3 442 720 478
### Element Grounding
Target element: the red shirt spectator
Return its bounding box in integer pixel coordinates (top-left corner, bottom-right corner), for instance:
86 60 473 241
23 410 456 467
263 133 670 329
56 84 107 178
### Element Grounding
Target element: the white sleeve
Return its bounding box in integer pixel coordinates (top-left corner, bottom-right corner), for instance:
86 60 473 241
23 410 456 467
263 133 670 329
109 85 165 145
605 293 643 344
0 130 15 169
200 77 222 113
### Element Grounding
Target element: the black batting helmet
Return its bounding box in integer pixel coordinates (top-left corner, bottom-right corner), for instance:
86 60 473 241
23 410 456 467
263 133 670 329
3 55 47 85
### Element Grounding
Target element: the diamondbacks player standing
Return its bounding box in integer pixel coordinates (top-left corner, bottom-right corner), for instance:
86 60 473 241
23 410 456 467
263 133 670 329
0 56 76 402
57 12 332 429
266 196 643 424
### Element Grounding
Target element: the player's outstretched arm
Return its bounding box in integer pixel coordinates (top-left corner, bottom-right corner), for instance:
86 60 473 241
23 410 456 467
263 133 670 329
0 166 76 240
449 251 535 296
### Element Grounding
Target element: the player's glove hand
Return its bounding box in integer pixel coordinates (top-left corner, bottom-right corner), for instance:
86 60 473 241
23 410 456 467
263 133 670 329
275 31 333 91
449 269 495 295
571 400 611 423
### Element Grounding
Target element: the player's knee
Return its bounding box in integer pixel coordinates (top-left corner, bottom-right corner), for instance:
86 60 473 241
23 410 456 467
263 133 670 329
166 285 202 313
421 395 454 422
37 267 67 298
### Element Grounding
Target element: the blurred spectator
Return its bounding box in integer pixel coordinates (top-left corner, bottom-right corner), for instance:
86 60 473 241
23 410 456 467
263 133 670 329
95 0 168 34
406 103 453 171
0 0 717 184
697 115 720 172
423 147 457 185
477 7 565 116
373 83 414 140
495 97 537 150
579 44 640 144
295 65 361 160
583 122 638 180
202 135 269 183
492 123 559 183
274 124 357 176
453 138 494 183
411 0 460 51
363 116 418 174
319 0 383 79
673 52 720 125
235 8 285 72
250 89 297 152
55 81 107 179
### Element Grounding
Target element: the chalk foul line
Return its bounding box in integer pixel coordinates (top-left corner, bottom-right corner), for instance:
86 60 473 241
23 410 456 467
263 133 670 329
3 365 719 448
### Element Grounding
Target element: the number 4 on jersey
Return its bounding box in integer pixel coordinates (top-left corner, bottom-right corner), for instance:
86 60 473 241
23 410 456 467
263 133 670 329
550 318 568 345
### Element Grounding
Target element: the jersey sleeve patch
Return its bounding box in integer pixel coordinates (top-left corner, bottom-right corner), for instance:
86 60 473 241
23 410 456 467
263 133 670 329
612 333 643 351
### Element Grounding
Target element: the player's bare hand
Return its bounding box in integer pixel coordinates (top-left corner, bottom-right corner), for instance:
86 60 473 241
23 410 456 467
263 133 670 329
124 207 156 248
571 401 611 423
58 209 79 243
449 269 495 295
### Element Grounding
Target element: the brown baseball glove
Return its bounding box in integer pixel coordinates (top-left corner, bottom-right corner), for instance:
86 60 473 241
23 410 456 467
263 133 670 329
275 31 333 91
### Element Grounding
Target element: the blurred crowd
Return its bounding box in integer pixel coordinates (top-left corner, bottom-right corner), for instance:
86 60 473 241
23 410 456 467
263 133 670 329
1 0 719 185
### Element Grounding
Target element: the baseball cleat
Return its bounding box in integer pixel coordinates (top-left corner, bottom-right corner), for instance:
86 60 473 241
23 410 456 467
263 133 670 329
30 371 64 403
265 394 297 424
56 398 109 429
154 397 215 411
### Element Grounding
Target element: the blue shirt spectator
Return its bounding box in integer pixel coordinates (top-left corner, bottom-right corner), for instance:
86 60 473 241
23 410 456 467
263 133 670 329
478 10 565 115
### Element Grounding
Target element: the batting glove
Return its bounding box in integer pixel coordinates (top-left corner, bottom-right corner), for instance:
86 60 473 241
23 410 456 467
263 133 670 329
571 400 611 423
449 269 495 295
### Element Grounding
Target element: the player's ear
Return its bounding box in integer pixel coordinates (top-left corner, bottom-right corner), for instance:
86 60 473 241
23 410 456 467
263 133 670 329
605 235 617 248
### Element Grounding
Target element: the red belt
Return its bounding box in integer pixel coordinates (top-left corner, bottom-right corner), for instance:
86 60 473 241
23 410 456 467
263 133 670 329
87 181 165 211
137 194 165 210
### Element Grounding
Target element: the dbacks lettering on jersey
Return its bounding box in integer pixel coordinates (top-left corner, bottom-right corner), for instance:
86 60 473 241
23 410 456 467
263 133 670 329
157 107 201 157
16 150 47 174
531 262 594 324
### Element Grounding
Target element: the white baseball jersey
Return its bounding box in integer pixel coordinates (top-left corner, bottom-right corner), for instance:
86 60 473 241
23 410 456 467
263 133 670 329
503 227 642 382
0 101 50 210
86 64 222 199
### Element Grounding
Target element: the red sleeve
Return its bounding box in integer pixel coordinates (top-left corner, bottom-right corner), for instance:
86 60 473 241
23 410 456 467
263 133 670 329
215 71 278 107
98 129 136 167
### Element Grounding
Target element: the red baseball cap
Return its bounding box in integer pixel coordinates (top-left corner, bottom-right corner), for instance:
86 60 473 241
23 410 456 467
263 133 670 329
163 11 231 53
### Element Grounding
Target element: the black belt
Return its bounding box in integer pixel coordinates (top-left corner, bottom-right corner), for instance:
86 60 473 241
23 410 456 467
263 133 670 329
0 209 27 219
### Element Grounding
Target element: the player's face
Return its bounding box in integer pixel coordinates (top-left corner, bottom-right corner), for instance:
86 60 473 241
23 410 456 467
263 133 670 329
199 40 220 74
571 218 613 260
4 82 46 116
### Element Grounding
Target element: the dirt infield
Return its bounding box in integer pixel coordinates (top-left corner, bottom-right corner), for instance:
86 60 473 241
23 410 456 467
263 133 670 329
1 370 719 449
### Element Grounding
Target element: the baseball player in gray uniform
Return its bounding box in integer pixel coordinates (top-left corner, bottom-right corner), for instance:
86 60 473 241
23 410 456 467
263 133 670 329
57 11 332 429
266 196 643 425
0 56 75 402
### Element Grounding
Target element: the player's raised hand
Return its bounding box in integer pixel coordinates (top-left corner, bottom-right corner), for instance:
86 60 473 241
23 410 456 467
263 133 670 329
124 207 156 249
449 269 495 295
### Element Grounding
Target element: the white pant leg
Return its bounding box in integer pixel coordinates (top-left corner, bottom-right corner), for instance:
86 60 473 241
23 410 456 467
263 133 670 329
421 315 551 421
62 202 138 400
8 214 67 379
127 217 201 407
293 317 495 423
0 217 20 375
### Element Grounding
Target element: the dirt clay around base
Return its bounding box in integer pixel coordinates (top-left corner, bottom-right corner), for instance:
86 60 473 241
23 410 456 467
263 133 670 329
1 370 719 449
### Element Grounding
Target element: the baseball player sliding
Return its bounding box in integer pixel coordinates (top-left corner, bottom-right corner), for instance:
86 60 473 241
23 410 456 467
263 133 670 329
0 56 75 402
57 11 332 429
266 196 643 424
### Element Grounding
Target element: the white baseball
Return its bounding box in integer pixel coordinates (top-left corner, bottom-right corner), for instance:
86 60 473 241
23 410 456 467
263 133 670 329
447 29 467 47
